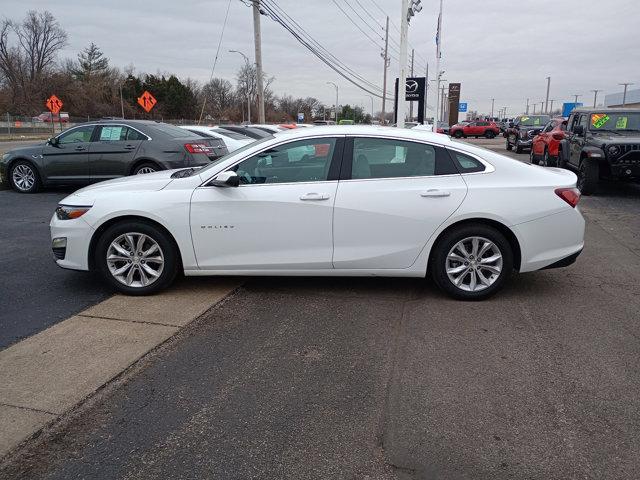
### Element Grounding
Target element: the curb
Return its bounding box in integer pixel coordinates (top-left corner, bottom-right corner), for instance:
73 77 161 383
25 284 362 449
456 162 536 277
0 278 242 459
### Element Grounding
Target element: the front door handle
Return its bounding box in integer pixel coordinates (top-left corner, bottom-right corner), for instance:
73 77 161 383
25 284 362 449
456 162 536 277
421 189 451 198
75 145 86 151
300 193 330 201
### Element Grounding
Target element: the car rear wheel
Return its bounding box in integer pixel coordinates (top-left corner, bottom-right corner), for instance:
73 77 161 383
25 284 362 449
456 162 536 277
514 140 523 154
505 139 512 151
529 148 539 165
430 224 513 300
541 148 556 167
95 221 179 295
10 161 41 193
133 162 159 175
484 130 495 139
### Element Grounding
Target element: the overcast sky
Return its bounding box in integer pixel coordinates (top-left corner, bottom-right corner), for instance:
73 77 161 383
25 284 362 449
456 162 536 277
4 0 639 119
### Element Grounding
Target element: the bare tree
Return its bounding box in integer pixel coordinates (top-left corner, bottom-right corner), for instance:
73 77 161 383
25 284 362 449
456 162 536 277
0 10 67 112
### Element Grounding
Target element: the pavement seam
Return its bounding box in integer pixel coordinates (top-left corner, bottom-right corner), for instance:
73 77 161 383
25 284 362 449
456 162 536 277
0 402 57 416
76 313 183 328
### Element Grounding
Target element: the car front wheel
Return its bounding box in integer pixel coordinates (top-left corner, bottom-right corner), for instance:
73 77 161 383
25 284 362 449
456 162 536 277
133 162 159 175
430 224 513 300
453 130 464 138
10 161 40 193
95 221 179 295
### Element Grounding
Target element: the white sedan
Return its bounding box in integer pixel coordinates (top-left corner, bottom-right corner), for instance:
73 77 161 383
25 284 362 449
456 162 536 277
50 126 585 300
179 125 254 152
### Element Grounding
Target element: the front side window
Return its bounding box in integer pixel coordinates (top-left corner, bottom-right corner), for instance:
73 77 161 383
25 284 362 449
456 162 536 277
58 125 94 144
231 138 337 185
350 138 456 179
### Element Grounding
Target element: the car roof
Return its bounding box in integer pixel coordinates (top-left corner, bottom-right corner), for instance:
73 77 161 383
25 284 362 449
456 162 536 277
570 107 640 114
271 125 453 145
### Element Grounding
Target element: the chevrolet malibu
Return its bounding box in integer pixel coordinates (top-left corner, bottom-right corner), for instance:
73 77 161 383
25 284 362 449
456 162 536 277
50 126 585 300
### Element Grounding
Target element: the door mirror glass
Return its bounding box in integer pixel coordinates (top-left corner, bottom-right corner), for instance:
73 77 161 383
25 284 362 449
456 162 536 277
211 170 240 187
47 136 59 146
573 125 584 136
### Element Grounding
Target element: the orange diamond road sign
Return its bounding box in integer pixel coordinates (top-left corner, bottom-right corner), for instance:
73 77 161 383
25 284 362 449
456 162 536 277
45 95 63 114
137 90 157 113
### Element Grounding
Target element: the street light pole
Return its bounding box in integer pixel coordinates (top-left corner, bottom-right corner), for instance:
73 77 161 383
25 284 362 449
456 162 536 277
119 83 125 119
230 50 251 123
526 98 529 115
591 89 601 107
550 99 555 114
544 76 551 113
366 95 374 119
490 98 495 119
252 0 265 123
327 82 339 121
619 83 634 107
434 0 443 128
573 94 581 105
397 0 410 128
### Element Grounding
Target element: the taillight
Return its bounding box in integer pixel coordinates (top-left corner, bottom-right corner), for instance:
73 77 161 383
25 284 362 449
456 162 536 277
184 143 211 154
555 188 581 208
552 132 564 141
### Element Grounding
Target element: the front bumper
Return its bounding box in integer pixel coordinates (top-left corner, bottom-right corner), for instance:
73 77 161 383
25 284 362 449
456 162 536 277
50 214 94 271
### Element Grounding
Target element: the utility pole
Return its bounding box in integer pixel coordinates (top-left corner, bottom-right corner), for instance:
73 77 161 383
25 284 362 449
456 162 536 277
573 94 581 105
544 76 551 113
381 16 390 124
119 84 125 119
526 98 529 115
252 0 265 123
434 0 443 128
550 99 555 114
366 95 374 118
327 82 339 121
424 63 429 122
533 103 537 114
490 98 495 119
540 101 545 113
409 48 414 121
591 89 601 107
619 83 634 107
397 0 410 128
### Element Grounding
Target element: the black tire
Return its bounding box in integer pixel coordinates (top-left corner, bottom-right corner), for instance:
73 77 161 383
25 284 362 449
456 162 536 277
484 130 495 139
530 148 539 165
95 220 179 295
542 148 557 168
453 130 464 138
505 139 512 151
132 162 160 175
577 158 599 196
9 160 41 193
430 223 514 301
514 141 523 154
556 148 566 168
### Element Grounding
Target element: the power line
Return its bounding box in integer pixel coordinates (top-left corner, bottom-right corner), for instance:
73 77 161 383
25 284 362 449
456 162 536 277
262 0 386 94
331 0 384 50
342 0 385 41
260 0 391 98
353 0 386 30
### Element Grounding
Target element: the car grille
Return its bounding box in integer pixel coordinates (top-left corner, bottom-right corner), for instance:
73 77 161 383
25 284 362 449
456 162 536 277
617 144 640 164
52 247 66 260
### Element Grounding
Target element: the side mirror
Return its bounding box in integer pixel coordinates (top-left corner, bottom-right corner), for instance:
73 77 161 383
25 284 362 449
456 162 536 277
210 170 240 187
573 125 584 136
508 123 515 128
47 136 59 146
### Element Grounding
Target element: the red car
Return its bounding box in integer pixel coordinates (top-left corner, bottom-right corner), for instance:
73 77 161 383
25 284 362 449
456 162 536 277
449 120 500 139
530 118 567 167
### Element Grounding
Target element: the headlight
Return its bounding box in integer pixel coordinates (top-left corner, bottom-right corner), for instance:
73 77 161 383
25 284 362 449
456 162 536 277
55 205 91 220
607 145 620 156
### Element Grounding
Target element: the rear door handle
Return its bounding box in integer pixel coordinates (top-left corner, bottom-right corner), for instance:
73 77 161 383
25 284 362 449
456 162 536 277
421 189 451 198
124 144 136 150
74 145 86 151
300 193 330 201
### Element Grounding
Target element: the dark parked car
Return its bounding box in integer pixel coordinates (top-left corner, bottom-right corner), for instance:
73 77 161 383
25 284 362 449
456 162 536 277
0 120 228 193
558 108 640 195
505 115 550 153
218 125 273 139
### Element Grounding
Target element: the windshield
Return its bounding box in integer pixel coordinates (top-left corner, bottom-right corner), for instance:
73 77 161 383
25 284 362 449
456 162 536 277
516 115 550 126
191 136 272 177
589 112 640 131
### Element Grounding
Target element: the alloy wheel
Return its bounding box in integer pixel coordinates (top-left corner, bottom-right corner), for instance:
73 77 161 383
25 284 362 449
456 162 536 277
446 236 503 292
106 233 165 288
136 166 156 175
12 164 36 192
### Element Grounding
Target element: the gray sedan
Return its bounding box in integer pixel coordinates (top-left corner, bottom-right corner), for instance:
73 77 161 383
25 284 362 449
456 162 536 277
0 120 228 193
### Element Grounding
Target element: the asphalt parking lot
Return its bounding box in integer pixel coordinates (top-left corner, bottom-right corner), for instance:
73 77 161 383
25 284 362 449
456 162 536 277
2 136 640 478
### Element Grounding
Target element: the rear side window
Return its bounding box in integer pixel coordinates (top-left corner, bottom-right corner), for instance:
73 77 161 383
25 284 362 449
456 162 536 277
449 151 486 173
126 128 148 140
348 138 458 179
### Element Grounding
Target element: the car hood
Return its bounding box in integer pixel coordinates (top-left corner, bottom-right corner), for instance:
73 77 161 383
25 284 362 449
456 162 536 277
62 170 178 204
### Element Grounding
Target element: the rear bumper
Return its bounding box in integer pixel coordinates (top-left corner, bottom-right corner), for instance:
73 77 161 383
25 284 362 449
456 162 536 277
541 248 582 269
513 208 585 273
